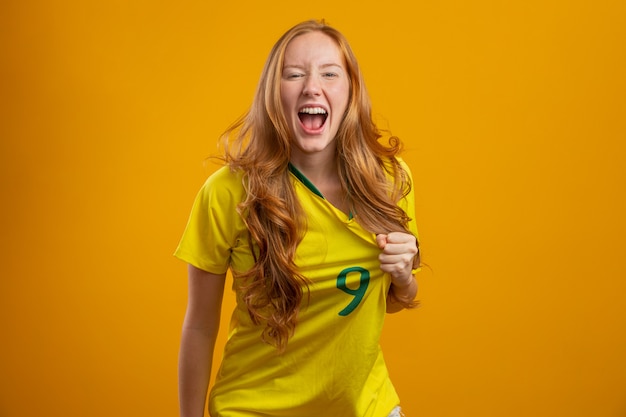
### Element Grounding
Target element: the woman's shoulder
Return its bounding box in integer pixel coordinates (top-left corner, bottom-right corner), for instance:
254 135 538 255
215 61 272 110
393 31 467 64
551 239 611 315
199 165 247 200
206 164 244 184
380 156 413 178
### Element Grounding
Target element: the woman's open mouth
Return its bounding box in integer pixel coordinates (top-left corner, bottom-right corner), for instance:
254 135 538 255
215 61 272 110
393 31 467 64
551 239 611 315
298 106 328 132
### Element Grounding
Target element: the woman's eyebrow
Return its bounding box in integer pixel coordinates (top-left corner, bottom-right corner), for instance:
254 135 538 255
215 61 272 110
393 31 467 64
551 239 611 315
283 63 344 70
319 63 344 70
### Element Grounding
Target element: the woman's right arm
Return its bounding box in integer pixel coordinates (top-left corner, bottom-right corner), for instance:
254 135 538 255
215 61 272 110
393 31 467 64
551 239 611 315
179 264 227 417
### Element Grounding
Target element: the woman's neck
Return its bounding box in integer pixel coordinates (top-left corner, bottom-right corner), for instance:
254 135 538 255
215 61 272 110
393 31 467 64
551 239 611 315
290 146 340 183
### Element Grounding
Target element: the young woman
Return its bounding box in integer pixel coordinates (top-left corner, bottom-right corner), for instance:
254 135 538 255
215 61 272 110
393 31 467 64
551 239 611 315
175 19 421 417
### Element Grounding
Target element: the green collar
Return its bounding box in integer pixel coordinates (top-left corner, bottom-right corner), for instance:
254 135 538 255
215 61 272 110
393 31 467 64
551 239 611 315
288 163 324 199
288 163 353 220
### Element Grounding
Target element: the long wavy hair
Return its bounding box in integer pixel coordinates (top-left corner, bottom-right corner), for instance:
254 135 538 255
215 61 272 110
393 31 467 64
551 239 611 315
219 19 416 352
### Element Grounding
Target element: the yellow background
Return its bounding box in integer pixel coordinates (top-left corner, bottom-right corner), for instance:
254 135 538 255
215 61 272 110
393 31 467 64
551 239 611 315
2 1 625 416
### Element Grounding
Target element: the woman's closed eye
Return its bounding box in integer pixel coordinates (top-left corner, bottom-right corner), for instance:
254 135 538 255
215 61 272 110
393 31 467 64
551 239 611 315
284 72 305 80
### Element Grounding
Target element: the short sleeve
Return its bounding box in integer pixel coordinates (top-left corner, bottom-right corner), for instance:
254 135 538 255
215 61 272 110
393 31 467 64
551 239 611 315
174 166 247 274
396 158 421 273
397 159 419 238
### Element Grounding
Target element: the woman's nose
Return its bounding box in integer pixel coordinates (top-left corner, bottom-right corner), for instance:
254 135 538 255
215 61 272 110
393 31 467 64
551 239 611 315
302 76 321 96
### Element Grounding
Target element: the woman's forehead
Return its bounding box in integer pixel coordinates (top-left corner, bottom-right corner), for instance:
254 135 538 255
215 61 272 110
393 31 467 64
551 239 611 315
283 32 345 66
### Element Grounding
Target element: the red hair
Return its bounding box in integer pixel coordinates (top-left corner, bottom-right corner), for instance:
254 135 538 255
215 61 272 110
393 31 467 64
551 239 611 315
219 20 415 352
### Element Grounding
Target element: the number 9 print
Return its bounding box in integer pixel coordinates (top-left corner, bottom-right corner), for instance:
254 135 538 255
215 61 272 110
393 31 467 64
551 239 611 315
336 267 370 316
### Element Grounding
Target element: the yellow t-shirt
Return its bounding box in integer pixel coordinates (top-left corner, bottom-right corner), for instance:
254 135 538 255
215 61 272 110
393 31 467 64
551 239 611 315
175 161 419 417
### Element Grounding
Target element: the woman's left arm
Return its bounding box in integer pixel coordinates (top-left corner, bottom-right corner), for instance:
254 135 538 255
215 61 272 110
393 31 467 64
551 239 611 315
377 232 419 313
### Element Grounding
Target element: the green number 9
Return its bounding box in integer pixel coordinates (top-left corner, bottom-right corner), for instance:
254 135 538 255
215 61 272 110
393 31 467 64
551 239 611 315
336 267 370 316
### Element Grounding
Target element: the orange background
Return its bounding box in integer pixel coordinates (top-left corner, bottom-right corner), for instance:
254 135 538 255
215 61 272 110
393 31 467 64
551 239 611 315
2 1 625 416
